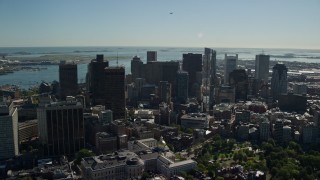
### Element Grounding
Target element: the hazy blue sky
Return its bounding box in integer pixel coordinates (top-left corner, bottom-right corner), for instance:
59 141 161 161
0 0 319 49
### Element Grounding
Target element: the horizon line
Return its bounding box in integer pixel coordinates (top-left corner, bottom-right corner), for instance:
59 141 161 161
0 45 319 51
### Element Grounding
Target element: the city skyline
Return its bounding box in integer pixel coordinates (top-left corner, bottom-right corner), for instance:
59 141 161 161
0 0 319 49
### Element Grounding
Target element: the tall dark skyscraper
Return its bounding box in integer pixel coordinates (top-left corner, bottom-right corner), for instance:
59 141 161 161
229 69 248 102
271 63 288 100
37 101 85 156
273 119 284 144
224 54 238 84
87 54 109 105
211 50 217 80
159 81 171 103
59 61 78 99
147 51 157 62
104 67 126 120
204 48 212 84
144 61 161 84
161 61 179 96
204 48 217 108
176 70 189 103
204 48 217 82
182 53 202 97
143 61 179 87
255 54 270 82
131 55 144 80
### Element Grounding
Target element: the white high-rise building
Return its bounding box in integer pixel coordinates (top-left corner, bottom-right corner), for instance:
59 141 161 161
255 54 270 82
0 102 18 160
224 54 238 84
271 63 288 100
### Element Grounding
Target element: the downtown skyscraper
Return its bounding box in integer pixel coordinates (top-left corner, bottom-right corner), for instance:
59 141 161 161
37 100 85 156
87 54 109 105
176 70 189 103
131 55 144 81
59 61 78 99
271 63 288 100
255 54 270 82
182 53 202 97
224 54 238 84
203 48 217 108
103 67 126 120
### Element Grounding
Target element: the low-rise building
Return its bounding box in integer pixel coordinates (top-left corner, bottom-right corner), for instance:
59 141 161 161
235 110 251 124
302 123 318 144
95 132 117 154
292 83 307 95
81 151 144 180
283 126 292 144
213 103 232 121
157 155 197 178
180 113 210 129
237 123 249 140
18 119 38 143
